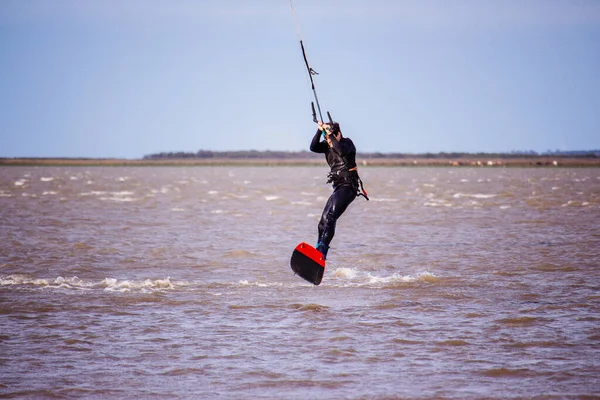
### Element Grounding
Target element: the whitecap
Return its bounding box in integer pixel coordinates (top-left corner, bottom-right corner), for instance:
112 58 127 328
100 277 175 292
40 177 54 182
453 193 496 199
79 191 106 196
264 195 280 201
0 274 180 291
100 196 136 202
367 271 439 285
333 268 358 279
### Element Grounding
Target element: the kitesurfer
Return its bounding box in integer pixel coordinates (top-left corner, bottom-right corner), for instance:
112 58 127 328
310 121 365 259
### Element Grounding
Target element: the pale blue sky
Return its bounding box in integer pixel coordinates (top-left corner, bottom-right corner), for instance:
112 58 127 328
1 0 599 158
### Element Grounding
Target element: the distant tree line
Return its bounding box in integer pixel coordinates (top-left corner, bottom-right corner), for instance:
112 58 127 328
144 150 321 160
144 149 600 160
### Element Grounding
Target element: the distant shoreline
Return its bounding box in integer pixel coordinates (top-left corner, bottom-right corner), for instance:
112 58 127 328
1 156 599 167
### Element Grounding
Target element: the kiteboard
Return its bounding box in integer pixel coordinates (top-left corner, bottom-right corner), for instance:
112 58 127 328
290 242 326 285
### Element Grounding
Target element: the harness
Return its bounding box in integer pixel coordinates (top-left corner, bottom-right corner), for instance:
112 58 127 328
326 166 369 201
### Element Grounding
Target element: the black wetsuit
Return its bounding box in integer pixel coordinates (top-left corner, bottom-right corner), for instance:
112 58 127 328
310 130 360 255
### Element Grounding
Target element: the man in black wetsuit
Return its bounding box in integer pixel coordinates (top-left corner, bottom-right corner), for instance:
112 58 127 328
310 120 362 259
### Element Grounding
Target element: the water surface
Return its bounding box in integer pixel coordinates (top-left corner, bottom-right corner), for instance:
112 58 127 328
1 166 599 399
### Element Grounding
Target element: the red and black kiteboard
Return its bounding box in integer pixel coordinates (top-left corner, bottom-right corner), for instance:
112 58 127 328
290 242 326 285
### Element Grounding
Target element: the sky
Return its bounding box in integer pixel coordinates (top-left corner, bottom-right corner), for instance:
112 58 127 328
1 0 599 158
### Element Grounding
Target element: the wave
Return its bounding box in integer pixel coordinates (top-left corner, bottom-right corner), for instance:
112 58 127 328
78 190 139 202
0 274 175 293
0 268 439 293
328 268 439 287
453 193 497 199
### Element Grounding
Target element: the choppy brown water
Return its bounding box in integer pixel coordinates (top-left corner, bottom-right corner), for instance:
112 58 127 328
1 166 599 399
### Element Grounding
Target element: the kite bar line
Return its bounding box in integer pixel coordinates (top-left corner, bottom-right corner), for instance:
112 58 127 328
290 0 333 127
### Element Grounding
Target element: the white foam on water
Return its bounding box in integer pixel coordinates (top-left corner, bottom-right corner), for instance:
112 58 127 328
42 191 57 196
152 186 170 194
40 177 54 182
101 277 175 292
80 191 108 196
14 179 26 186
328 268 439 287
236 280 286 288
292 201 312 205
208 190 218 195
562 200 590 207
79 190 137 202
264 195 280 201
367 271 439 285
453 193 497 199
100 196 136 202
424 202 453 207
333 267 358 279
1 274 176 292
424 198 452 207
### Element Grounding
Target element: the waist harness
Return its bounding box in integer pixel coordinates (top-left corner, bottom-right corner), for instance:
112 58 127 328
326 168 369 201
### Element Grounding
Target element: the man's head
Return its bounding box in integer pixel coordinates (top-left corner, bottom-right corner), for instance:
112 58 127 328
325 122 341 140
329 122 340 135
